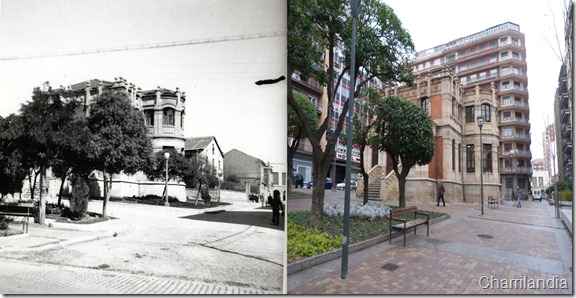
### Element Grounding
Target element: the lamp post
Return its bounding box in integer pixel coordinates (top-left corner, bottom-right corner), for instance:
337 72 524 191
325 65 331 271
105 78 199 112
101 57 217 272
477 116 484 215
218 170 222 203
341 0 361 280
164 152 170 207
509 150 513 200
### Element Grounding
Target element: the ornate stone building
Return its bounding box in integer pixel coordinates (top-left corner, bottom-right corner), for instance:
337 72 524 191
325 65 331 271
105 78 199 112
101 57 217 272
360 68 500 204
39 77 188 201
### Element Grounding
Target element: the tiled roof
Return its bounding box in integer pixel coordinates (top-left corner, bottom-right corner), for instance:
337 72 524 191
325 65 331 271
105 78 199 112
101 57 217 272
184 136 224 157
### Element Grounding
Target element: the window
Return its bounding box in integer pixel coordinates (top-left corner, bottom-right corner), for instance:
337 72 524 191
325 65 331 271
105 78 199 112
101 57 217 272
479 44 485 51
446 54 456 62
513 67 521 75
504 143 512 152
515 112 522 120
502 96 511 105
483 144 492 173
163 108 174 126
458 143 462 172
511 37 519 45
452 139 456 171
273 172 279 185
470 74 477 81
461 77 468 84
434 58 441 66
180 112 184 128
490 69 497 77
425 61 430 68
470 47 477 54
512 52 520 60
500 52 509 60
503 127 512 136
490 56 497 63
460 64 468 71
514 81 521 90
212 144 215 155
490 40 496 48
518 178 526 189
506 178 513 189
501 66 509 76
501 81 510 90
421 97 429 113
466 145 475 173
503 111 511 119
144 110 154 126
282 172 287 186
465 106 474 123
479 72 486 79
459 50 466 57
514 96 522 105
500 37 508 45
481 104 491 122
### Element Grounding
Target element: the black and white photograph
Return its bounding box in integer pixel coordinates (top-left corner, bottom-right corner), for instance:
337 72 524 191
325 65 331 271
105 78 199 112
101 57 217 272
0 0 286 294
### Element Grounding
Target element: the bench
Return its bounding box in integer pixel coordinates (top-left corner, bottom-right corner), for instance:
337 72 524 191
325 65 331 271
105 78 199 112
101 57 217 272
0 203 34 233
389 206 429 247
487 196 499 208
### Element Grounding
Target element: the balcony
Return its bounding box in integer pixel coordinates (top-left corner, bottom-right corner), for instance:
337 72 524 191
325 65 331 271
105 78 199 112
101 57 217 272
559 92 570 107
500 133 531 141
562 123 572 137
563 139 573 153
499 101 529 111
500 166 533 175
561 108 571 122
499 118 530 127
563 158 573 169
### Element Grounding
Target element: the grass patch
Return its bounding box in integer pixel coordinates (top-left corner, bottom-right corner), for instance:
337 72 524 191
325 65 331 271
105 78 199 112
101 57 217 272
288 208 446 264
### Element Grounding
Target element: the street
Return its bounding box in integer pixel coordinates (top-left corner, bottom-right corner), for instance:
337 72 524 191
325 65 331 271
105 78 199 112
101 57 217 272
0 197 284 294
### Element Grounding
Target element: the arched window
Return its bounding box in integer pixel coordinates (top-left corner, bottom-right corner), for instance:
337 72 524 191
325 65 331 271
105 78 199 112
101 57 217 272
421 97 429 113
180 111 185 128
163 108 175 126
481 103 491 122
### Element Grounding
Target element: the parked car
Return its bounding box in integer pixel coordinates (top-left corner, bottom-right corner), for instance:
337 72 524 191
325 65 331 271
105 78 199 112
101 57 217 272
532 189 543 202
307 177 333 189
293 173 304 188
336 180 357 190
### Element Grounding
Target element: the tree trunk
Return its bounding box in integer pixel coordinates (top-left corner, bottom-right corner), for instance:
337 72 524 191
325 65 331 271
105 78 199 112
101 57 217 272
359 143 369 205
102 169 108 218
287 137 300 200
397 173 406 208
309 149 332 228
57 172 68 207
38 166 46 225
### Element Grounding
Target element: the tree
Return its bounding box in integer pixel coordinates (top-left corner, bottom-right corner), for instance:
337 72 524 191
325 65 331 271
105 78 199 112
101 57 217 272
0 115 28 198
346 87 384 205
375 96 435 208
17 87 80 224
288 90 318 198
87 90 153 218
288 0 415 227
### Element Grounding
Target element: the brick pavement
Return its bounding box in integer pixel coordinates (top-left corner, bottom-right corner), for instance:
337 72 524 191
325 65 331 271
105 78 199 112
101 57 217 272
288 198 573 294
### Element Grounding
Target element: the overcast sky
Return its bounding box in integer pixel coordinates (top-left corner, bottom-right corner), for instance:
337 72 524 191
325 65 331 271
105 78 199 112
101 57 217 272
0 0 286 166
385 0 569 161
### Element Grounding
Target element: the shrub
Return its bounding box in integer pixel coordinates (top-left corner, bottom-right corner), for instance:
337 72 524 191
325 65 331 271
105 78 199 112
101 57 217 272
0 216 7 230
69 176 89 219
323 202 391 220
287 221 342 263
559 191 572 201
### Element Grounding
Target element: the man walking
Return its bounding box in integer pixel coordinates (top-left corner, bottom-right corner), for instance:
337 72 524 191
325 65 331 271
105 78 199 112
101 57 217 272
437 179 446 207
516 186 522 208
270 190 283 226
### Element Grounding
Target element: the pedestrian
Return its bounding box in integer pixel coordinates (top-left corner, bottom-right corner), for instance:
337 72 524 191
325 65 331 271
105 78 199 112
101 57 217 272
436 179 446 207
516 186 522 208
270 190 283 226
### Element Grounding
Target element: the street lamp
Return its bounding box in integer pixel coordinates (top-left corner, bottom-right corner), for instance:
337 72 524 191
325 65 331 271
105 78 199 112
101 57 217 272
342 0 361 280
477 116 484 215
218 170 222 203
509 150 514 200
164 152 170 207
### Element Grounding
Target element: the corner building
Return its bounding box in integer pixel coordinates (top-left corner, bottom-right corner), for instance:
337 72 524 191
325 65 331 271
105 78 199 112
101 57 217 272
413 22 532 198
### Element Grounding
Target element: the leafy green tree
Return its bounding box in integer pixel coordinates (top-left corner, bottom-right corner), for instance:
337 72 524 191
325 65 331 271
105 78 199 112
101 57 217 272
375 96 435 208
288 0 414 227
87 90 153 218
346 87 384 205
69 174 90 219
288 90 318 197
144 149 192 183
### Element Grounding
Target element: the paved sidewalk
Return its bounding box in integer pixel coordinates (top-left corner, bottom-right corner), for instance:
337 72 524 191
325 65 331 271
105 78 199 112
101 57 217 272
288 198 573 294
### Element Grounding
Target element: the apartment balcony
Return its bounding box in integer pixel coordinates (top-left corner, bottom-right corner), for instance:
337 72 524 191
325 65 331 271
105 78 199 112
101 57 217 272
499 149 532 159
291 73 323 94
561 108 571 123
500 133 531 141
562 123 572 137
499 85 528 96
563 139 573 154
499 101 529 112
500 167 533 175
559 92 570 108
498 118 530 128
563 158 573 169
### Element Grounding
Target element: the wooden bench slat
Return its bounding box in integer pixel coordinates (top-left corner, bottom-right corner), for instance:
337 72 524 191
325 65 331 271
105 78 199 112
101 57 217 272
392 218 427 230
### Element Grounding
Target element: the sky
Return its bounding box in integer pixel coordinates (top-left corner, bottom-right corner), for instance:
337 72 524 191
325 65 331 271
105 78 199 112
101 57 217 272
385 0 570 161
0 0 287 166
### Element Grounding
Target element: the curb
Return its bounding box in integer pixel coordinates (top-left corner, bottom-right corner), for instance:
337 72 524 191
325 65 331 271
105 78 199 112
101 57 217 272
287 214 451 275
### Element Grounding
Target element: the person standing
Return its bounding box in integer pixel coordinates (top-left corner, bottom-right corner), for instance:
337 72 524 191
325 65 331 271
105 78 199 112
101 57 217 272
270 190 283 226
437 179 446 207
516 186 522 208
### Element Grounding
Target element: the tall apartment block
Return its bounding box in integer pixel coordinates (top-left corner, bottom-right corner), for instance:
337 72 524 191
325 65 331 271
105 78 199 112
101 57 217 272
413 22 532 197
554 1 573 184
